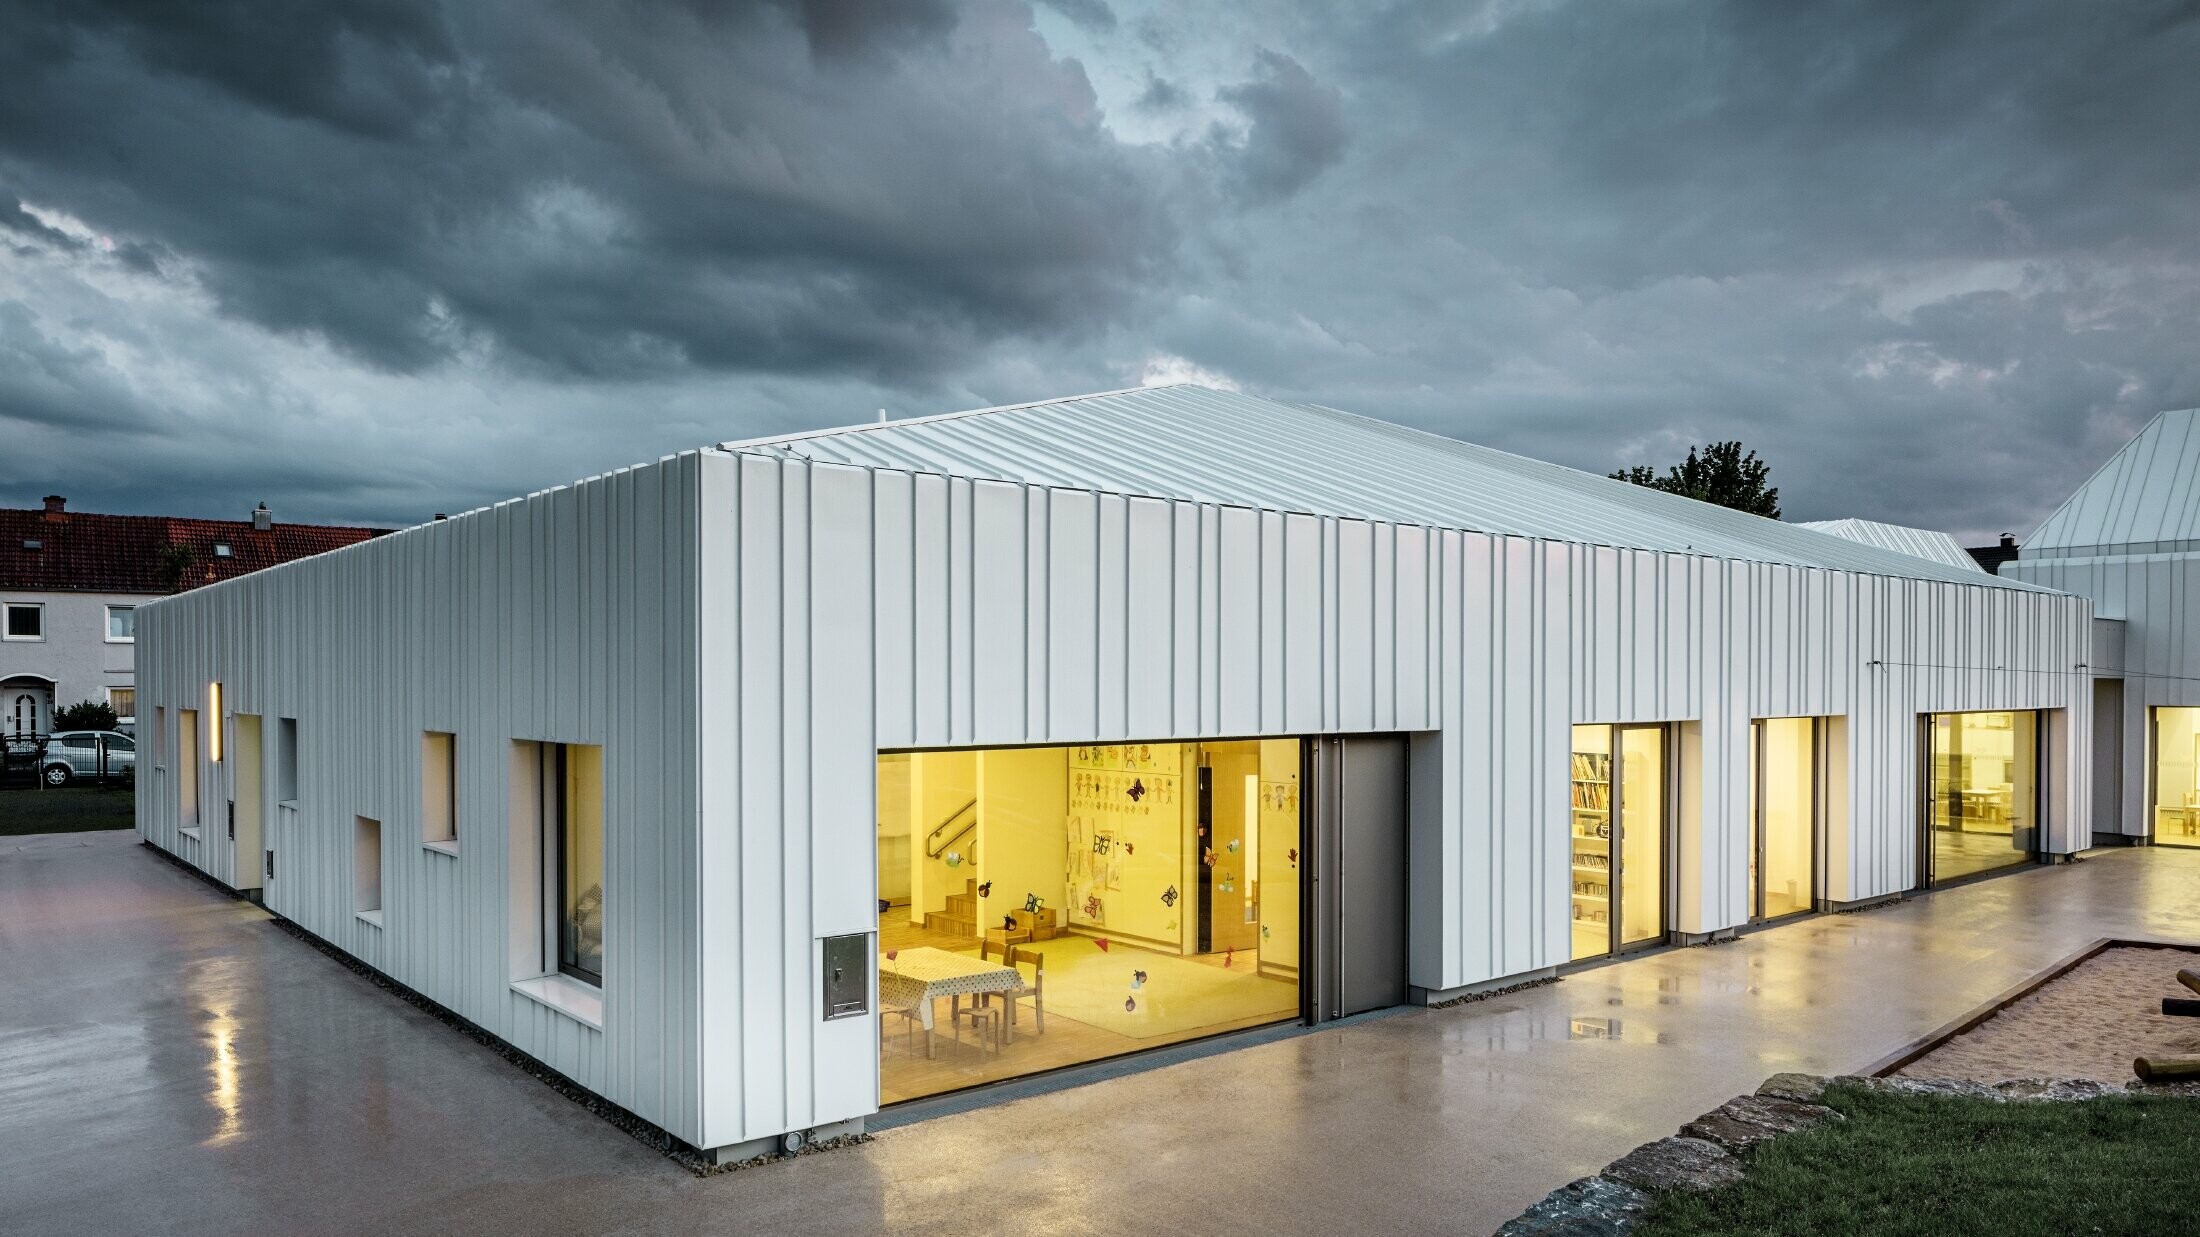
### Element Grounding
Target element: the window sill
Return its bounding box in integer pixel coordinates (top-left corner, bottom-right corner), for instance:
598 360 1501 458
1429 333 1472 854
178 826 201 840
422 838 459 858
511 974 604 1030
356 909 384 929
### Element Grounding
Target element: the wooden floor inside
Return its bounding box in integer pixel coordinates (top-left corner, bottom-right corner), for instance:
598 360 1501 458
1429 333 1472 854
878 907 1299 1105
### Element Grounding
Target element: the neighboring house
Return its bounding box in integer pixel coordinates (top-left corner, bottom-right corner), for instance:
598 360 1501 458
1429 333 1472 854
1968 533 2022 575
2002 408 2200 847
136 385 2091 1164
1 496 383 741
1795 517 1986 573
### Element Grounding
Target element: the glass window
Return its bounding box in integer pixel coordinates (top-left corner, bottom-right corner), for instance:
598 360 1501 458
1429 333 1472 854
3 603 42 640
423 731 457 844
106 606 136 642
554 745 605 985
1924 711 2039 883
1751 718 1817 921
108 687 136 719
354 817 383 914
276 718 298 802
876 739 1304 1103
2154 708 2200 848
106 734 135 752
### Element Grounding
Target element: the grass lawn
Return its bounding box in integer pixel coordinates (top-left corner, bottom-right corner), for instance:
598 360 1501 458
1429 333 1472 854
1642 1081 2200 1236
0 782 136 835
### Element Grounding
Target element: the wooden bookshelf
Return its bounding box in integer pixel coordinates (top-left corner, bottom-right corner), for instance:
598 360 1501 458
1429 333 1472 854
1569 749 1613 944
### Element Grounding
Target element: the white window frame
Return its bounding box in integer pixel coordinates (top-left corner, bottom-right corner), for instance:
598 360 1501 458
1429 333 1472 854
2 602 44 641
105 605 136 643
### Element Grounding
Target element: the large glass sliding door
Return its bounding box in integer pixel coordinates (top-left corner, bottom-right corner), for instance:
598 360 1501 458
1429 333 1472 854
1750 717 1817 921
1923 711 2040 884
1569 724 1668 960
2154 708 2200 847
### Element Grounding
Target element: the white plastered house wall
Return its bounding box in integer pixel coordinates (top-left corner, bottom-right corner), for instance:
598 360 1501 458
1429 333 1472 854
2003 408 2200 842
139 386 2093 1158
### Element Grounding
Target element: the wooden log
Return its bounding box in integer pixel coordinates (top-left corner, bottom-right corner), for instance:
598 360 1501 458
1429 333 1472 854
2177 967 2200 997
2162 997 2200 1017
2133 1055 2200 1083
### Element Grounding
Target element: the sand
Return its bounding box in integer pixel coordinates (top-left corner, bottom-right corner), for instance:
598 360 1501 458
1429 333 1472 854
1898 946 2200 1084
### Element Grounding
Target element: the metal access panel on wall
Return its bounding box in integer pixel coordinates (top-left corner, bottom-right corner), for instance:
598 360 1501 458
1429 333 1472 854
1308 735 1411 1021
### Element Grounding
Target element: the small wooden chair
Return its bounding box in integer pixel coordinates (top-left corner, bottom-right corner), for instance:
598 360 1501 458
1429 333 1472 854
1002 945 1045 1036
952 1002 1001 1055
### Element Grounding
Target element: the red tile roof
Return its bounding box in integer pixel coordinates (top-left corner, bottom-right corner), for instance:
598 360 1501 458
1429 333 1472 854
0 504 386 594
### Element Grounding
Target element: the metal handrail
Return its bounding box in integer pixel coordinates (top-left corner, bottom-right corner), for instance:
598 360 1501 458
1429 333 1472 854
924 799 978 859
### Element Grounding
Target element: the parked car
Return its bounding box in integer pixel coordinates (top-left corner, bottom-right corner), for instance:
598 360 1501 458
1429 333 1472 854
42 730 135 786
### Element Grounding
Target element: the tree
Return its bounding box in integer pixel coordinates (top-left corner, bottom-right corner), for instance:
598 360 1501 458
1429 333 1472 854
1610 440 1781 518
54 699 120 732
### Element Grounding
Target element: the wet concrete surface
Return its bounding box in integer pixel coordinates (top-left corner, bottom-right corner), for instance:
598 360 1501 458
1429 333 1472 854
3 831 2197 1236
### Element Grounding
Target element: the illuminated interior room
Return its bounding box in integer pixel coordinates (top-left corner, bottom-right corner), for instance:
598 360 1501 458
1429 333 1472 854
1567 724 1667 961
1750 717 1818 921
877 740 1303 1103
1923 711 2040 883
2154 708 2200 847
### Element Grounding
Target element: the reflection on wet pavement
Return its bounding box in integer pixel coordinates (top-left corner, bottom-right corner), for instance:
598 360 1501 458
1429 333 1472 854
3 831 2198 1236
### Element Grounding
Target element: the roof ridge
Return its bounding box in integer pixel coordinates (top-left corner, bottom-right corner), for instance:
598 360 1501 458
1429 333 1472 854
713 383 1190 453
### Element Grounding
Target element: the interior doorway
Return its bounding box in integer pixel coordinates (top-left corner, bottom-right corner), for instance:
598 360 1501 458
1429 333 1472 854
1749 717 1818 922
1568 724 1669 960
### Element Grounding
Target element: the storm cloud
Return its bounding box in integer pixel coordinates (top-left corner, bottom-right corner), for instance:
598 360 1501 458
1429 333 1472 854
0 0 2194 539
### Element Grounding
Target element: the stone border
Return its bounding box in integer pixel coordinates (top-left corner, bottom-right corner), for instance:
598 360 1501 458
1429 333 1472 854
1492 1071 2184 1235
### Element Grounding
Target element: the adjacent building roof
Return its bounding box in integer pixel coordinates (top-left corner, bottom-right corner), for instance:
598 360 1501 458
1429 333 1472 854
729 385 2036 589
0 500 385 594
2024 408 2200 558
1794 518 1984 573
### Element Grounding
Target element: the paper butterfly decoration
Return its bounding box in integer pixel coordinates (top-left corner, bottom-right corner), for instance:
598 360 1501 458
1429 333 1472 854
1226 838 1240 854
1122 842 1134 856
1024 893 1042 913
945 850 963 867
1127 778 1146 802
1130 970 1147 989
1124 997 1137 1012
1287 847 1298 868
1094 938 1111 952
978 881 992 898
1084 895 1102 918
1003 914 1018 930
1202 848 1217 867
1261 925 1271 941
1161 885 1178 908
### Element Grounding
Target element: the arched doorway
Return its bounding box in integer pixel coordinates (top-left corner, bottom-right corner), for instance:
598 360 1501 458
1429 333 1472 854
3 679 52 738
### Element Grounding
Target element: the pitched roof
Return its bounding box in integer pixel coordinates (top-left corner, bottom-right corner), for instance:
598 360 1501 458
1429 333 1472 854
727 385 2040 589
1793 519 1984 573
2025 408 2200 557
0 506 385 594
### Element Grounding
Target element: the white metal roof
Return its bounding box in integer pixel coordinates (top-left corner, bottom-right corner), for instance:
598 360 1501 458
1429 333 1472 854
1793 518 1985 573
2024 408 2200 557
727 385 2040 588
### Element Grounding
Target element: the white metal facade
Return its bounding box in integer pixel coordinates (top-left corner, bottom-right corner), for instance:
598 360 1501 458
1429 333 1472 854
2005 409 2200 839
139 387 2093 1155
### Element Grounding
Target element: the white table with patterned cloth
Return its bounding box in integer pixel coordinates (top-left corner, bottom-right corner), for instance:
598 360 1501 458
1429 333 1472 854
877 946 1026 1058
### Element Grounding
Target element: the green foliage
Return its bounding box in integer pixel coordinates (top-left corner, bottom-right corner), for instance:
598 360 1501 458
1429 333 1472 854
1610 440 1781 518
1640 1083 2200 1237
53 699 119 732
157 541 195 591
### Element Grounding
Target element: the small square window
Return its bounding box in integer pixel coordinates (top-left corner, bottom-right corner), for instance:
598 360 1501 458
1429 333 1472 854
107 687 136 720
106 605 136 642
213 544 233 558
3 603 42 640
21 539 40 550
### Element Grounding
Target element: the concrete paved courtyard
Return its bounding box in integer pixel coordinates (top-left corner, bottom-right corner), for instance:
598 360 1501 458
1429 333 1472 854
5 831 2198 1236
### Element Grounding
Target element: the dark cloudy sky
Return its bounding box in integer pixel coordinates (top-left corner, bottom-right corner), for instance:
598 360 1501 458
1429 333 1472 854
4 1 2196 540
